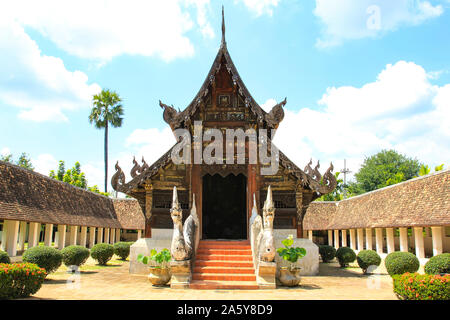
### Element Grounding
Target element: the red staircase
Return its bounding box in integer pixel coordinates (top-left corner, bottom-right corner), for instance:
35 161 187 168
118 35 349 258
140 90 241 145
189 240 259 290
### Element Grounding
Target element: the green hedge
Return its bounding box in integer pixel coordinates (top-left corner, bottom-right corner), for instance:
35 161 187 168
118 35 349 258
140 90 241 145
61 245 90 267
22 246 62 275
424 253 450 275
0 251 10 264
357 250 381 274
319 245 336 263
113 242 132 260
335 247 356 267
0 263 47 299
91 243 114 265
393 272 450 300
385 252 420 276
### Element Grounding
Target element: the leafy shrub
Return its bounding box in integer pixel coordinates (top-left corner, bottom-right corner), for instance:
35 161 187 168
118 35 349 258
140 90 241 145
138 249 172 268
357 250 381 274
424 253 450 275
0 251 10 264
319 245 336 263
90 243 114 265
22 246 62 274
276 235 306 266
0 263 47 299
335 247 356 267
114 242 131 260
393 272 450 300
385 252 420 276
61 245 90 267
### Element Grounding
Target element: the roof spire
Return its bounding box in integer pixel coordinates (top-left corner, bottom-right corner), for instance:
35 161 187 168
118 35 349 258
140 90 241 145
221 5 226 47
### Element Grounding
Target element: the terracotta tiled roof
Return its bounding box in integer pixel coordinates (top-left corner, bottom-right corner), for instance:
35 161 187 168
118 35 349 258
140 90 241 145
112 198 145 230
0 161 142 229
304 169 450 230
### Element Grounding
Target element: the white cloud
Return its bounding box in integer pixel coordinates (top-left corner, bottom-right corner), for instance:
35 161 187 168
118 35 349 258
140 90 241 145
32 153 58 176
235 0 280 16
4 0 216 63
1 147 11 157
260 98 277 112
314 0 443 48
273 60 450 180
0 17 101 122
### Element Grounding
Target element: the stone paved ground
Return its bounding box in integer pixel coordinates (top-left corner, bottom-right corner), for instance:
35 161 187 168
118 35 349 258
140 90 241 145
26 255 398 300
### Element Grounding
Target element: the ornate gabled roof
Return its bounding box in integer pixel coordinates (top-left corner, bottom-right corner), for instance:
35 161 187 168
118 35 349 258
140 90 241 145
159 7 286 131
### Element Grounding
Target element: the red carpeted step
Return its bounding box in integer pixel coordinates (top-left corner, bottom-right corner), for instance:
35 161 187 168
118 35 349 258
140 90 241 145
189 280 259 290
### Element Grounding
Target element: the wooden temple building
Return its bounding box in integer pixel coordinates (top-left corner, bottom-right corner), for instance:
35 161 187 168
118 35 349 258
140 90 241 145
111 9 337 241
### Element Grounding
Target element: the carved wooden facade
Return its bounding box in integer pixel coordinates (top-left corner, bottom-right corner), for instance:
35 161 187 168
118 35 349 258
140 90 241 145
112 11 336 238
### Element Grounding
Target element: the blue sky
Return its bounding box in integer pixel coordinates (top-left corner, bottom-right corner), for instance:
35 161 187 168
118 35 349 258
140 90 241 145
1 0 449 191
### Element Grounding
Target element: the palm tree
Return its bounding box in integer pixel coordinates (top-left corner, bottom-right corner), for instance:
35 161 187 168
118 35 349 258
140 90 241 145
89 89 124 193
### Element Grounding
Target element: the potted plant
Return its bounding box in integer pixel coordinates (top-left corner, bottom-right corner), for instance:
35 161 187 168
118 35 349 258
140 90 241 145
137 248 172 286
276 235 306 287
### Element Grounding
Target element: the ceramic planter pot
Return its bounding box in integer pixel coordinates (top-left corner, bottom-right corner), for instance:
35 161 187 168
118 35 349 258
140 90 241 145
278 267 301 287
148 266 171 286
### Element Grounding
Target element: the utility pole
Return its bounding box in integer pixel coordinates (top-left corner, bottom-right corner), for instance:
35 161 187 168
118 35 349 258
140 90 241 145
341 159 351 199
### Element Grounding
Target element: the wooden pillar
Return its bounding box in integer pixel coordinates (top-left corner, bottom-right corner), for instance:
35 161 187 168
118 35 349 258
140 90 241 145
110 229 115 244
18 222 27 251
191 165 202 239
341 230 347 247
44 224 53 247
247 164 257 221
69 225 78 246
431 226 443 256
349 229 356 250
308 230 313 241
97 227 103 244
386 228 395 253
357 228 364 251
328 230 333 246
414 227 425 259
144 184 153 238
365 228 373 250
295 189 303 238
399 227 408 252
5 220 20 257
375 228 384 255
334 230 340 249
80 226 87 247
89 227 96 248
104 228 110 244
28 222 40 248
115 229 121 242
57 225 66 250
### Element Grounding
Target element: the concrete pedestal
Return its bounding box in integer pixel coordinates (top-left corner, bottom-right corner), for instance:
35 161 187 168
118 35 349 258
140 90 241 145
257 261 277 289
170 260 192 289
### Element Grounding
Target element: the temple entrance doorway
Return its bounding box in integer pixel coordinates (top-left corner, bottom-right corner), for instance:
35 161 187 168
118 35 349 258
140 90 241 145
202 173 247 240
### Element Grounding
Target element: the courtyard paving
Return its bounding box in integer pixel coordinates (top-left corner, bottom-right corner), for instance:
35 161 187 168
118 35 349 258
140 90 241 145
26 255 399 300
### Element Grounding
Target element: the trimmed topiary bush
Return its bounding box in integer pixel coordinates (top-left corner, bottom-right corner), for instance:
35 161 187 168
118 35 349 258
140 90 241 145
335 247 356 267
393 272 450 300
114 242 131 260
319 245 336 263
424 253 450 275
357 250 381 274
385 251 420 276
22 246 62 275
90 243 114 265
61 245 90 267
0 263 47 299
0 250 10 264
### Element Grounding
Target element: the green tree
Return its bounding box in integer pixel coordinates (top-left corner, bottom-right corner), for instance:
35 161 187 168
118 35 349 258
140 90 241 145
417 163 445 177
0 153 13 163
16 153 34 170
89 89 124 193
348 149 422 195
316 172 345 201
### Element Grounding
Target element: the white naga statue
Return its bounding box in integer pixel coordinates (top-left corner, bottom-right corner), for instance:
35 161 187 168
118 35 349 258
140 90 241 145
170 187 199 261
250 186 276 265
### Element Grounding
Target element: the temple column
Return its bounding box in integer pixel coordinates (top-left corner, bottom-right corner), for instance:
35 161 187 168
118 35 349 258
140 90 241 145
28 222 40 248
57 225 66 250
144 184 153 238
295 188 303 238
89 227 96 248
80 226 87 247
5 220 20 256
308 230 313 241
349 229 356 250
375 228 384 255
386 228 395 253
110 229 115 244
357 228 364 251
341 230 347 247
44 224 53 247
104 228 110 244
431 226 443 256
414 227 425 259
137 230 142 239
334 230 340 249
365 228 373 250
115 229 121 243
328 230 333 246
18 222 27 251
399 227 408 252
97 228 103 244
69 226 78 246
